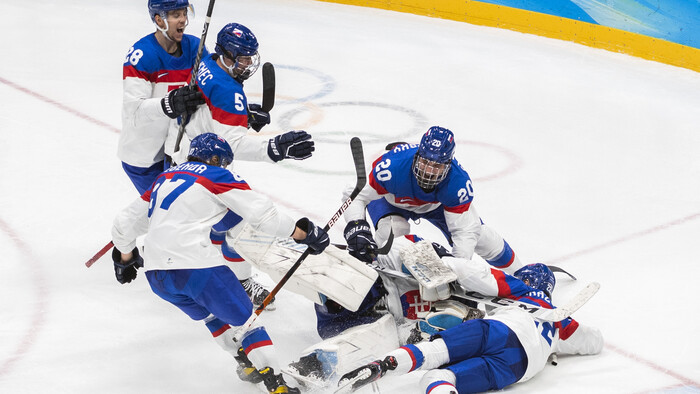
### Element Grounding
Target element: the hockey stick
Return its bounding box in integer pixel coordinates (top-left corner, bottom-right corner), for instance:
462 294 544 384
174 0 216 152
549 265 577 280
233 137 367 340
452 282 601 322
85 241 114 268
261 62 275 112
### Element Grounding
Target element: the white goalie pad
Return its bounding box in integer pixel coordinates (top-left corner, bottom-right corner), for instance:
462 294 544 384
399 240 458 290
230 224 378 312
297 314 400 379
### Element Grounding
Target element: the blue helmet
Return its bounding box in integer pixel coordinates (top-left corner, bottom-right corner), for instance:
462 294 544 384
188 133 233 167
514 263 556 298
412 126 456 189
215 23 260 80
148 0 190 21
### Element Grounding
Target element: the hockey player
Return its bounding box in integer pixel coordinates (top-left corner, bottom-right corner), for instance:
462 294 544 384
120 0 206 194
164 22 317 307
111 133 329 393
285 235 486 388
165 22 314 165
342 126 524 274
337 262 604 394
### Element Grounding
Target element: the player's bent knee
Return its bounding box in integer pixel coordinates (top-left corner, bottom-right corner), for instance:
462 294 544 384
376 215 410 245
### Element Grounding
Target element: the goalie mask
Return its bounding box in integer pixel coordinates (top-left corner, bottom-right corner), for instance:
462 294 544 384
188 133 233 167
514 263 556 298
412 126 456 190
215 23 260 81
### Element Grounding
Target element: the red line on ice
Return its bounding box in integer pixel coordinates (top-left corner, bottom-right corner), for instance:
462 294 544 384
0 218 48 377
0 75 120 134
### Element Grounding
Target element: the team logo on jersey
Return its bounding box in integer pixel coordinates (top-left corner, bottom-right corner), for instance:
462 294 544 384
400 290 431 320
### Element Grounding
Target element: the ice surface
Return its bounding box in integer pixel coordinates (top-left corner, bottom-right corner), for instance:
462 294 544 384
1 0 699 393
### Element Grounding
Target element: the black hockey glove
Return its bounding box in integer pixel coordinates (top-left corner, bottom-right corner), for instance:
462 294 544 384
247 103 270 132
343 220 377 263
294 217 330 255
431 242 453 258
112 247 144 284
267 131 315 162
161 85 205 119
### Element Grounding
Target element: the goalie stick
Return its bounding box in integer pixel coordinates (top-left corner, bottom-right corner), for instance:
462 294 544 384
233 137 367 341
174 0 216 152
451 282 601 322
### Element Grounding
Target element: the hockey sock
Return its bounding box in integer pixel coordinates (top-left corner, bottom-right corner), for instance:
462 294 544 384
204 315 237 357
415 338 451 370
420 369 457 394
240 326 279 372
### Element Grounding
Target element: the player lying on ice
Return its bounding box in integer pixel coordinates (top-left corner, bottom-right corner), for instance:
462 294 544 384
282 235 603 393
111 133 328 394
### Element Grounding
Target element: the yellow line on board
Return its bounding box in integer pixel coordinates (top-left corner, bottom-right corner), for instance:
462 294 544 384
317 0 700 73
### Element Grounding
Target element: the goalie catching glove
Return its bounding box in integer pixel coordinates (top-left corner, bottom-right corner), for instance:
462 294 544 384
161 85 205 119
267 131 315 162
344 219 377 263
294 217 330 255
112 247 144 284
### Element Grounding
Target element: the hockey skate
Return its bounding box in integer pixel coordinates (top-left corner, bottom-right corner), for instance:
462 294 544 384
240 277 275 310
335 356 397 393
259 367 301 394
234 347 264 384
283 353 328 391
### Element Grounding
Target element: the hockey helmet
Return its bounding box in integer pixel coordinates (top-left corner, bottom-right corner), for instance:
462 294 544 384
188 133 233 167
148 0 191 21
215 23 260 81
412 126 456 190
514 263 556 298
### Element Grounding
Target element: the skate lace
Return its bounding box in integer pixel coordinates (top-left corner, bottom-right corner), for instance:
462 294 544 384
241 278 270 304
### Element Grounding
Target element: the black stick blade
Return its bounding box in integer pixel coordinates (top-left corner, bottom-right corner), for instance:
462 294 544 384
261 62 275 112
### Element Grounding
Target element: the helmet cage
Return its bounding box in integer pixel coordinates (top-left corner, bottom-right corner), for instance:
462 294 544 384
412 126 456 189
514 263 556 298
412 155 452 189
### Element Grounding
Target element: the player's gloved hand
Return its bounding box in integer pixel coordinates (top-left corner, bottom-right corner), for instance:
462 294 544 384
343 219 377 263
294 217 330 255
161 85 205 119
267 131 315 162
247 103 270 132
431 242 453 258
112 247 144 284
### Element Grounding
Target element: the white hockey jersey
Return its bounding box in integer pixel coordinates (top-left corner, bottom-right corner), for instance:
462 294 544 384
444 255 604 382
111 161 296 271
119 33 202 168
